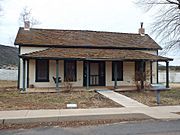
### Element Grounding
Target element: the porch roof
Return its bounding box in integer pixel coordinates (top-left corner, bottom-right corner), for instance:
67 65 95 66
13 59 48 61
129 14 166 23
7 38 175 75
20 48 173 61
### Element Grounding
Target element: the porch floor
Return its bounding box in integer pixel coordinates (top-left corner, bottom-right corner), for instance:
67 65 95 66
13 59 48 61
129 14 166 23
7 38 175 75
25 86 137 93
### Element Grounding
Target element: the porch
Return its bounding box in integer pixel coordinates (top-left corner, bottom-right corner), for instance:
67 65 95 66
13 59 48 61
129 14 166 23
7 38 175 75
19 48 173 92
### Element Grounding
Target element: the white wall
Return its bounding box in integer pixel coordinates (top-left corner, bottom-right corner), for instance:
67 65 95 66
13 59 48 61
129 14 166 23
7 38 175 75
106 61 136 86
140 50 158 83
19 46 48 88
22 59 84 88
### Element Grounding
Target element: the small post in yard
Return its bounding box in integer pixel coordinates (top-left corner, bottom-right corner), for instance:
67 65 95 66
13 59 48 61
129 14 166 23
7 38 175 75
56 60 59 90
156 90 160 105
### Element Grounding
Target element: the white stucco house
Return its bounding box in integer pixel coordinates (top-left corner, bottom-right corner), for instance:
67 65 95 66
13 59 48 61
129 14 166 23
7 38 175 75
14 24 173 91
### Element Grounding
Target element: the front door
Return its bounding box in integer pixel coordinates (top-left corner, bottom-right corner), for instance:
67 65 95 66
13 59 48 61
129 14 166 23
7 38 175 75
83 61 105 86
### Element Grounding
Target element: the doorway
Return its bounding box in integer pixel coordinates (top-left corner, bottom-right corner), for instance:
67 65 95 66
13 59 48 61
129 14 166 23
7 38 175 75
83 61 105 86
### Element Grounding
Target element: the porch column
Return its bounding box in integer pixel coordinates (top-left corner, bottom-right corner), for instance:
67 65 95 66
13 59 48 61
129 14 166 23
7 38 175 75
156 61 159 84
140 61 144 90
56 60 59 90
150 61 153 84
166 61 169 88
22 59 26 91
114 62 117 89
17 56 20 89
86 61 89 89
26 59 29 88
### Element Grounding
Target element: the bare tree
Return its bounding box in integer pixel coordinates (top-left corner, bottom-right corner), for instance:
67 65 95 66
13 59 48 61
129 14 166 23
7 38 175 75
19 7 41 27
136 0 180 54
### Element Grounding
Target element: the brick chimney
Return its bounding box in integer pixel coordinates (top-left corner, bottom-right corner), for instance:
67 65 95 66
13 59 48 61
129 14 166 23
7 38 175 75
24 21 30 30
138 22 145 36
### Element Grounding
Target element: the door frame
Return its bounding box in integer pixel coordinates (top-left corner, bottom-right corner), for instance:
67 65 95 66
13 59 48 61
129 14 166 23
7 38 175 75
83 61 106 86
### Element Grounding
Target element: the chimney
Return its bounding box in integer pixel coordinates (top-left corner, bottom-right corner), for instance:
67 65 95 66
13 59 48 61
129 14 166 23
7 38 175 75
24 21 30 30
138 22 145 36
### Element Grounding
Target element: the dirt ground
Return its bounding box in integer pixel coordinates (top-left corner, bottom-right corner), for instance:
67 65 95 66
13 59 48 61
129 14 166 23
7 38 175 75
120 83 180 106
0 80 121 111
0 117 152 130
0 80 17 88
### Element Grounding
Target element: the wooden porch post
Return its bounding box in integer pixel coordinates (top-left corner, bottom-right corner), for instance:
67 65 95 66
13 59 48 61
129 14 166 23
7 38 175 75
56 60 59 90
166 61 169 88
86 61 89 89
17 52 20 89
140 61 144 90
150 61 153 84
26 59 29 88
114 62 117 89
156 61 159 84
22 59 26 91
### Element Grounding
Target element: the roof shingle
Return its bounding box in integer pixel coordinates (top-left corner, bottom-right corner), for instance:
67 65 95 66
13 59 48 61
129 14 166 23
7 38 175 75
15 27 161 49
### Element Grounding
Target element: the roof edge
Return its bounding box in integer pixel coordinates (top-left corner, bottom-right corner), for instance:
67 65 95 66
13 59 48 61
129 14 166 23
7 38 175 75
16 44 160 50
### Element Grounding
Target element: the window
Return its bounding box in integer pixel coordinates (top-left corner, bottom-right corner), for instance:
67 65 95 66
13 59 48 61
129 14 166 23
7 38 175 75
64 60 76 82
135 61 146 81
36 59 49 82
112 61 123 81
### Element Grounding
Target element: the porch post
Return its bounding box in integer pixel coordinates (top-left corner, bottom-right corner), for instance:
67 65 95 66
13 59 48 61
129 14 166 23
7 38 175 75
166 61 169 88
150 61 153 84
26 59 29 88
17 55 20 89
86 61 89 89
114 62 117 89
56 60 59 90
140 61 144 90
22 59 26 91
156 61 159 84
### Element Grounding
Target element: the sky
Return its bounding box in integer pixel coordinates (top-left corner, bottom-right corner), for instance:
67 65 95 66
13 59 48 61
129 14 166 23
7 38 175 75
0 0 179 65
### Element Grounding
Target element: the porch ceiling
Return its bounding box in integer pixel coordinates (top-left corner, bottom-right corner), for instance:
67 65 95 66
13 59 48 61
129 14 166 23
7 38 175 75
20 48 173 61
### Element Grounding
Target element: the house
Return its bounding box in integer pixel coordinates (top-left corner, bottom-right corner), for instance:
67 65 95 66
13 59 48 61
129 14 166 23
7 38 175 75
14 23 173 91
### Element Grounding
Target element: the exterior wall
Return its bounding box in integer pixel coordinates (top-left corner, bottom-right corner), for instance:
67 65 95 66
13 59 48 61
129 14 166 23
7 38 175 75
21 59 157 89
19 46 48 88
140 50 157 55
21 59 83 89
27 60 139 89
152 62 157 83
140 50 158 83
106 61 136 86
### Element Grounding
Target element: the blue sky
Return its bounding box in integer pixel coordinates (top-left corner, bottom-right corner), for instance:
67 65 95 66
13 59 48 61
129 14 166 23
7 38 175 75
0 0 179 65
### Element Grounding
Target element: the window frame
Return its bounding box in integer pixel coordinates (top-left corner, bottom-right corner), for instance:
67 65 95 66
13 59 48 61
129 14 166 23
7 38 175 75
35 59 49 82
112 61 123 81
64 60 77 82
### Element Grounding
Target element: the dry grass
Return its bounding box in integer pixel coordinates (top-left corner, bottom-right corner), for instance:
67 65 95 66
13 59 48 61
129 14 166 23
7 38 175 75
0 81 121 111
0 117 151 130
0 80 17 88
120 84 180 106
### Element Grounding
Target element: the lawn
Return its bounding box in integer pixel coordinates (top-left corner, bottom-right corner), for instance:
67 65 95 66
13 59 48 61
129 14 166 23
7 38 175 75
0 81 121 111
120 84 180 106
